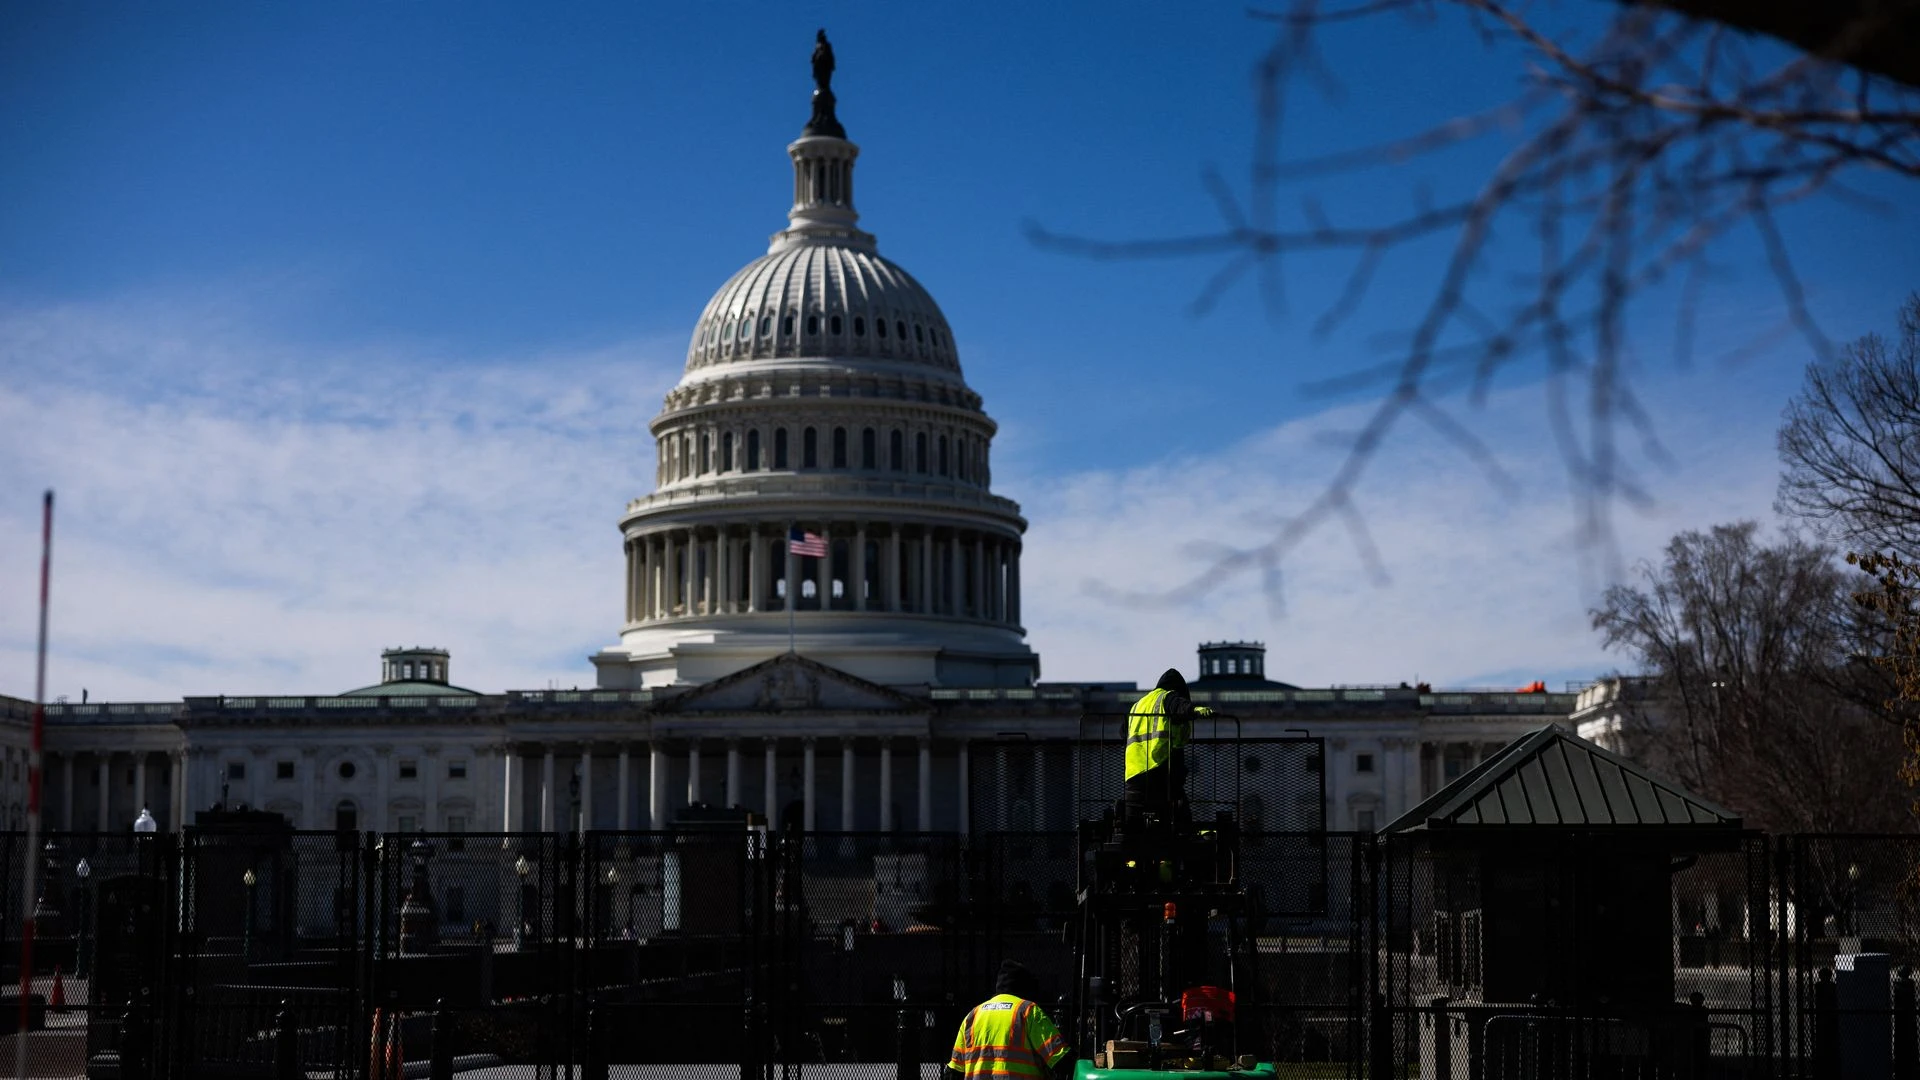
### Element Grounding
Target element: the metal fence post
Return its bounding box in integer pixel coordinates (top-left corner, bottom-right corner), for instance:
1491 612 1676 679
1371 992 1392 1080
1896 965 1917 1080
274 999 299 1080
431 998 453 1080
1815 967 1839 1080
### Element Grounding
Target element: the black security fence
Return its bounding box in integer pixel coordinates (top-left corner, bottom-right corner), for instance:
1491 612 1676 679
7 828 1920 1078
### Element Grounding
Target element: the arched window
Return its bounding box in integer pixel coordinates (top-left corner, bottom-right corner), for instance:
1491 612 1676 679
861 428 876 469
915 324 925 343
938 435 949 476
832 427 848 468
698 433 709 475
915 432 928 474
721 431 734 471
890 430 904 471
774 429 789 469
802 427 818 468
957 437 969 481
853 316 866 337
335 800 358 833
782 314 794 337
746 430 761 470
806 314 819 336
896 320 907 340
877 317 888 339
830 314 843 335
759 315 771 337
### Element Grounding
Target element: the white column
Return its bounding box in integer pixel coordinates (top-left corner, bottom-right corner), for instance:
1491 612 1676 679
62 754 75 830
765 740 779 829
687 741 702 805
803 738 817 832
1032 743 1046 831
841 739 856 832
957 739 970 837
375 748 391 833
617 746 631 830
579 746 593 832
1008 546 1021 626
888 530 902 611
920 531 933 613
918 738 932 832
748 527 762 613
726 740 742 808
172 750 189 832
716 530 731 614
649 742 667 829
540 747 555 833
854 523 868 611
816 524 832 608
878 739 894 833
132 751 147 815
501 750 517 832
785 529 797 614
96 754 111 829
972 537 985 617
664 532 678 616
301 749 318 830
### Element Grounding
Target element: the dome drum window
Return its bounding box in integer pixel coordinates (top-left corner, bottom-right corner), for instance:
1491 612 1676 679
853 316 866 337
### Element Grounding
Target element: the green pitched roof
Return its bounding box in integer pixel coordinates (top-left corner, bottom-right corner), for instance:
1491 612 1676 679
1385 724 1740 832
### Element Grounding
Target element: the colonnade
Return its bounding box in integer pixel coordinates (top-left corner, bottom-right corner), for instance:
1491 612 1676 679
39 748 187 832
624 522 1020 626
498 736 1024 836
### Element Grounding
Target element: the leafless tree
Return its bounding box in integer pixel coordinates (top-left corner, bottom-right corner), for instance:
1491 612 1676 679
1037 2 1920 602
1591 521 1911 832
1778 294 1920 557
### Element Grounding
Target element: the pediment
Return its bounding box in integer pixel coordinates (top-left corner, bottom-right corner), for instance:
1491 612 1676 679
657 653 921 714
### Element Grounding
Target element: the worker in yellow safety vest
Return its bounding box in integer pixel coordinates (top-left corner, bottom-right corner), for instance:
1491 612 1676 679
945 960 1071 1080
1125 668 1211 822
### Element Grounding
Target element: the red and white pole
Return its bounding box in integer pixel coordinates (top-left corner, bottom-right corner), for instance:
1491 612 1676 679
15 491 52 1080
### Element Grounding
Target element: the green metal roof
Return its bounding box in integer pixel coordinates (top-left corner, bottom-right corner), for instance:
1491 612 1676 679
337 680 480 698
1385 724 1741 831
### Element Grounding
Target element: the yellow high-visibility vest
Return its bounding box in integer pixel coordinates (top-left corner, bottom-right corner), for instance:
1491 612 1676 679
1125 687 1187 781
947 994 1069 1079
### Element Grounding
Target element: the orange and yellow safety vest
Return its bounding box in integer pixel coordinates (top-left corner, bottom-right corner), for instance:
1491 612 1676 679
947 993 1069 1079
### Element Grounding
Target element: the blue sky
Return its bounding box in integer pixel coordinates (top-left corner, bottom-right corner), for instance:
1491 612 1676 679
3 4 1917 699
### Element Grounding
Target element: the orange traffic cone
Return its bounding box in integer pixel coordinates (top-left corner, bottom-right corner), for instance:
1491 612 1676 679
49 965 67 1012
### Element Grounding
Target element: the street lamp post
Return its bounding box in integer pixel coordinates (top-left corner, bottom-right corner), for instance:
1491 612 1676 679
603 866 619 940
242 868 257 964
74 858 92 980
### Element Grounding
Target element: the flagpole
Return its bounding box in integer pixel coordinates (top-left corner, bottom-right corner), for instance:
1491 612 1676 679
17 491 52 1080
786 522 796 655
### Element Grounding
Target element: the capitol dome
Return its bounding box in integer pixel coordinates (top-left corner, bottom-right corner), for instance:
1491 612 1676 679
592 40 1037 691
686 244 960 375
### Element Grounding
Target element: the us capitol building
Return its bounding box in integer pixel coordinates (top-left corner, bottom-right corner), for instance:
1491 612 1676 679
0 43 1577 849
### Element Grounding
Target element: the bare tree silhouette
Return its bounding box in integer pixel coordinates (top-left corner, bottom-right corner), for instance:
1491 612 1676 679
1034 1 1920 606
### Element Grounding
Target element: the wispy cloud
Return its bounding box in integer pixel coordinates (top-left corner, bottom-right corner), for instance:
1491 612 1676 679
1 291 680 699
1011 374 1787 689
2 288 1790 701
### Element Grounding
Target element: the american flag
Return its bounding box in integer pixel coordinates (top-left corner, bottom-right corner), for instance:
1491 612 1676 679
788 527 828 558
